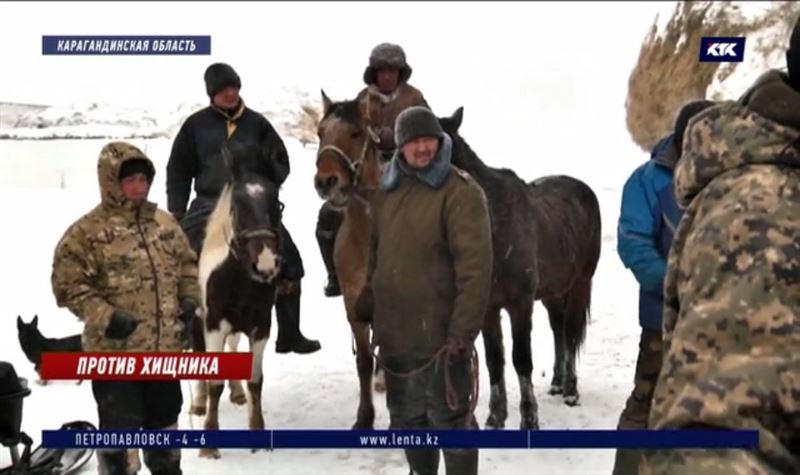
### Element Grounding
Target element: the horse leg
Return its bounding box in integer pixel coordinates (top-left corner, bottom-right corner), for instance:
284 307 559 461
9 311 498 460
543 298 566 396
562 277 592 407
509 298 539 430
373 366 386 393
225 333 247 406
352 321 375 429
482 305 507 429
190 314 208 415
246 335 267 441
200 324 226 459
190 380 208 416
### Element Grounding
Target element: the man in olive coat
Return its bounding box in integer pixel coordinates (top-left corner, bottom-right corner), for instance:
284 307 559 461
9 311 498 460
364 106 492 475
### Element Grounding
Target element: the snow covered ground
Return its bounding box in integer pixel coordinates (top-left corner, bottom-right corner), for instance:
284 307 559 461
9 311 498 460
0 1 755 473
0 132 641 475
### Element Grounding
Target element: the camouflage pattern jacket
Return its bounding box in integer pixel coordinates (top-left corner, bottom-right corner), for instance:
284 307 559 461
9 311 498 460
52 142 202 352
648 71 800 471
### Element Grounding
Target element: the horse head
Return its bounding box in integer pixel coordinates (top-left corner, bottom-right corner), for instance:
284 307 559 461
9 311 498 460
314 89 381 208
221 140 284 283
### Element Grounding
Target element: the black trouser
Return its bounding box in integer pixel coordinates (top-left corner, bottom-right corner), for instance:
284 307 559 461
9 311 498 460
612 329 663 475
384 355 479 475
91 380 182 475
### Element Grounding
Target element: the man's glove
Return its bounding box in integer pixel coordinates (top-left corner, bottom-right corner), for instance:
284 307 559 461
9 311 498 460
105 310 139 340
446 335 474 359
179 299 198 350
179 299 198 325
376 127 396 151
354 287 374 324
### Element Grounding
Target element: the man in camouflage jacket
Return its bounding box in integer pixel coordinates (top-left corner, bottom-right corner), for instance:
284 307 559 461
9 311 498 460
51 141 201 475
316 43 430 298
642 22 800 475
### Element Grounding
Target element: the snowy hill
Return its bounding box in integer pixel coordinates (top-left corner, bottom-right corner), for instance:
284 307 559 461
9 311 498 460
625 0 799 151
0 86 321 144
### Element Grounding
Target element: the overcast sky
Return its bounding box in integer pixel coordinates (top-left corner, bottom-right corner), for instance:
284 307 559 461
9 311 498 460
0 1 673 168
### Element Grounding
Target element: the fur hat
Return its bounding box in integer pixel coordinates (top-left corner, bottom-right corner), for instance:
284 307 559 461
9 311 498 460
204 63 241 98
394 106 443 149
118 158 155 183
673 99 716 155
363 43 412 86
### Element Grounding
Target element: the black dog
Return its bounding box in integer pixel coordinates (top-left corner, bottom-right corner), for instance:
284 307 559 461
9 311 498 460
17 315 82 384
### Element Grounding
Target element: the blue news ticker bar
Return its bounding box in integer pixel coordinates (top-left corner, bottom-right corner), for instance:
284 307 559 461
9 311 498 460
42 429 760 450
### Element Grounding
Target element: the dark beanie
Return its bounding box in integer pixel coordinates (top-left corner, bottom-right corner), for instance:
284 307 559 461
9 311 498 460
204 63 241 98
394 106 443 148
787 15 800 90
674 99 716 155
118 158 155 183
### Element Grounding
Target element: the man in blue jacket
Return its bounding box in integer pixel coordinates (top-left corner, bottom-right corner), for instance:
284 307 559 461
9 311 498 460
611 99 715 475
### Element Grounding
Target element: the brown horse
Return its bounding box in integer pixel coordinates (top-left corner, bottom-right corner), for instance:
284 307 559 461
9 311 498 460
438 107 601 429
314 91 384 429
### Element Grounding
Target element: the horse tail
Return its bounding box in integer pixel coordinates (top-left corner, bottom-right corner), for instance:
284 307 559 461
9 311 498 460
567 181 601 354
565 276 592 353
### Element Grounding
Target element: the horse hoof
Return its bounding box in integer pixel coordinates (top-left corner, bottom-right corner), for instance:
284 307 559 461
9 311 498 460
189 405 206 416
199 448 221 459
352 420 374 430
563 394 580 407
229 392 247 406
547 385 563 396
520 417 540 430
484 414 506 430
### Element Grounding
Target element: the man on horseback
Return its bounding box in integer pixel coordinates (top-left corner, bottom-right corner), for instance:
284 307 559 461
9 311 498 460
362 106 492 475
316 43 430 297
613 99 715 475
167 62 320 355
51 142 200 475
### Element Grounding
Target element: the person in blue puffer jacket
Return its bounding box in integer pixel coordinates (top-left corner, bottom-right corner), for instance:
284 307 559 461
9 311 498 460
611 99 715 475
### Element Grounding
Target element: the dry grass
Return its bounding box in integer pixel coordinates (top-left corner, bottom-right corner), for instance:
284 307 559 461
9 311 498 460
624 1 798 152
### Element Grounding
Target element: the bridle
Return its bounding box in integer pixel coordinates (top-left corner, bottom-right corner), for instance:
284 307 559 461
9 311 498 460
226 199 284 266
316 125 381 207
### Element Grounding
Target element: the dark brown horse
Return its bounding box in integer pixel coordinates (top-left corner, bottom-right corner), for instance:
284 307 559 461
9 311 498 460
314 91 384 429
195 140 285 457
438 107 601 429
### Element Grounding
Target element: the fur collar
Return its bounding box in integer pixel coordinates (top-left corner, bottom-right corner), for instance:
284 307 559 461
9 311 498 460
381 133 453 191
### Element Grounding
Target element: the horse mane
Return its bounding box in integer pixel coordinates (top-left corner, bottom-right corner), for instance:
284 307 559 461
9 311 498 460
450 131 527 187
204 185 233 250
325 99 361 126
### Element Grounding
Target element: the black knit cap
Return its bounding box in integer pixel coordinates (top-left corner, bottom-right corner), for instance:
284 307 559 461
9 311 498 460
204 63 241 98
674 99 716 155
118 158 155 183
394 106 443 149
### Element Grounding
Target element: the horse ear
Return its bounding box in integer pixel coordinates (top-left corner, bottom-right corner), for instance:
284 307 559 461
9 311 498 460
32 315 38 326
17 316 22 327
451 107 464 130
321 89 333 116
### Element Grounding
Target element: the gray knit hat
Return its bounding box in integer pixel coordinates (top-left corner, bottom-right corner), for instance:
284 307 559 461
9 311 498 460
363 43 412 86
394 106 443 148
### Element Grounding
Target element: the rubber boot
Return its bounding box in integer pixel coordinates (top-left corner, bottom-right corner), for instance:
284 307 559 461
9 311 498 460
275 282 321 354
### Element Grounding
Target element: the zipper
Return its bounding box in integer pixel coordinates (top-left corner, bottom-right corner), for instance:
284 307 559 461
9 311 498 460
136 206 162 351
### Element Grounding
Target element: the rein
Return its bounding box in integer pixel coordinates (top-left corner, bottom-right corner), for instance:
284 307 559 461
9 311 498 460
371 341 480 425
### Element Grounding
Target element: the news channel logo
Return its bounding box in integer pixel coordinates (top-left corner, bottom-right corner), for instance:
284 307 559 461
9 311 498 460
699 37 746 63
42 36 211 55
